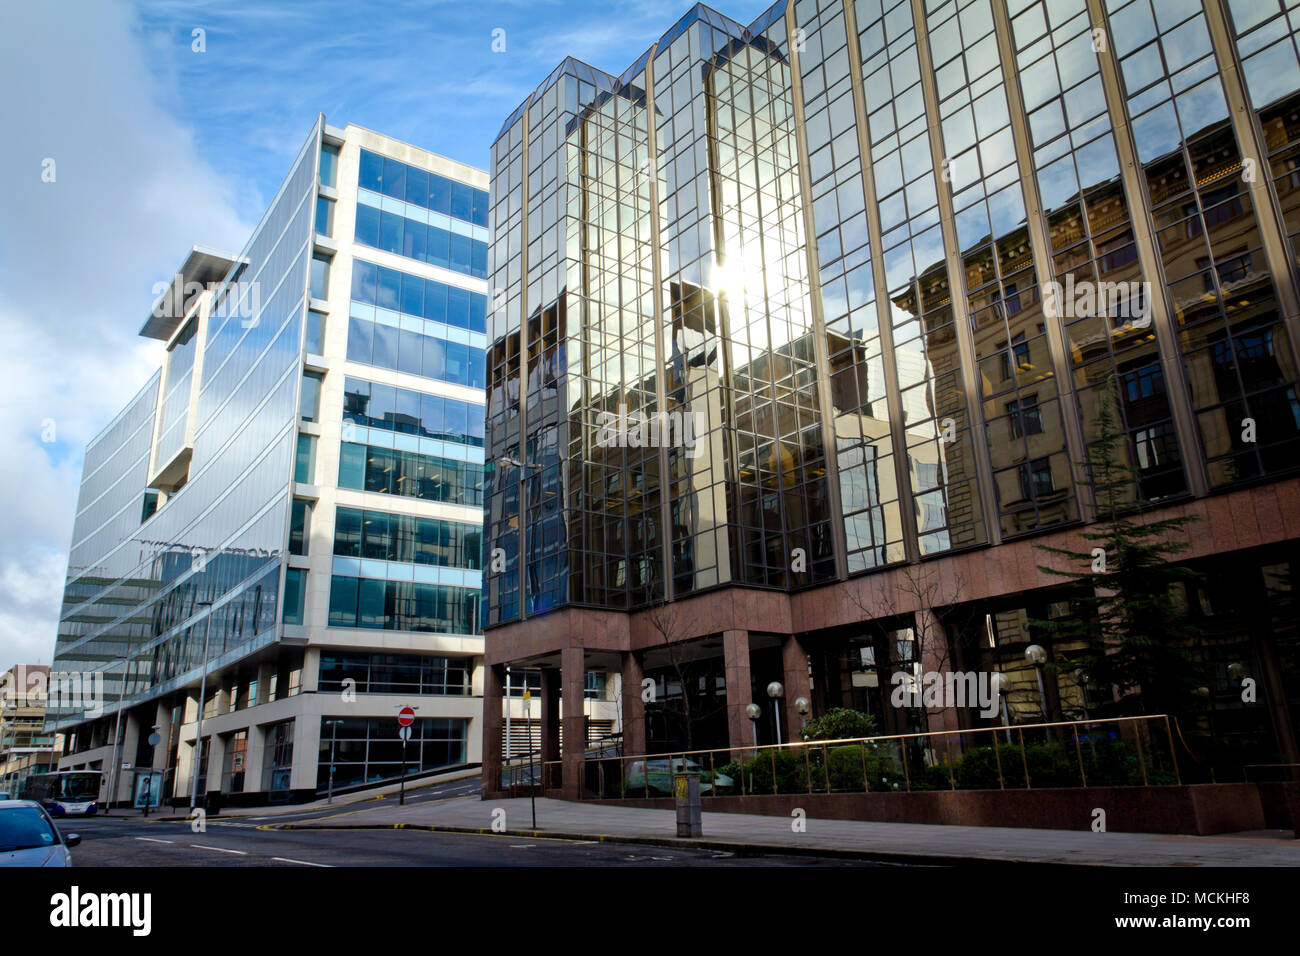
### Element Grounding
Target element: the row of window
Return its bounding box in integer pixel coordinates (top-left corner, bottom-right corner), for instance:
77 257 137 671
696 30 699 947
358 149 488 226
327 575 480 633
343 376 485 447
354 205 488 279
319 653 470 695
339 442 485 506
503 668 608 700
346 315 487 389
333 506 482 570
350 259 488 334
316 716 467 791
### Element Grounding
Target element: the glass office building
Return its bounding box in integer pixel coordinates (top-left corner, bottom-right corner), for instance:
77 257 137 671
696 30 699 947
481 0 1300 797
50 118 491 806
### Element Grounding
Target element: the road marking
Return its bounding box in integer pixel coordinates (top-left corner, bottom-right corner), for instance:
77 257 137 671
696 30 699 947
271 856 334 867
135 837 174 844
510 844 535 848
190 844 247 855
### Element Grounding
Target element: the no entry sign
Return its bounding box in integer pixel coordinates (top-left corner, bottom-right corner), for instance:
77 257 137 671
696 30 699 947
397 706 416 727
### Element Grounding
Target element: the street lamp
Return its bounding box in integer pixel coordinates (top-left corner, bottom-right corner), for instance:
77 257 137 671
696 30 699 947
744 703 761 748
105 652 132 815
990 672 1012 744
189 600 214 814
324 719 343 803
1025 644 1048 716
767 681 784 746
1025 644 1053 741
794 696 810 732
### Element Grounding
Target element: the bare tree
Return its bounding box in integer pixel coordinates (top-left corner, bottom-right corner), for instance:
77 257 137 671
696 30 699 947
846 563 972 734
644 604 727 752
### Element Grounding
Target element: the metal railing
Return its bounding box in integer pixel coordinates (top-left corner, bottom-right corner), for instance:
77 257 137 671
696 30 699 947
579 715 1183 800
500 733 623 792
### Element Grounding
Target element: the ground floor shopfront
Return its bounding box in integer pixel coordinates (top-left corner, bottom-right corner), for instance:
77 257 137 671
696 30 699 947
58 643 483 808
481 481 1300 800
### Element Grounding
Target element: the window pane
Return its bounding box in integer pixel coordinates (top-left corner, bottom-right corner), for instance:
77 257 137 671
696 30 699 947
354 204 380 247
405 166 429 208
319 144 339 188
358 150 382 192
310 255 330 300
346 316 373 364
350 260 378 304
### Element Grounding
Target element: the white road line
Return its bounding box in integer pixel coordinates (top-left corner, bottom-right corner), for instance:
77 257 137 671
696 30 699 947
271 857 334 867
135 837 174 844
190 844 247 855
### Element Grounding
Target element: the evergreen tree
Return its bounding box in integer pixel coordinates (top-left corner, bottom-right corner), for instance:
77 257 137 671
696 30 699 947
1031 382 1203 718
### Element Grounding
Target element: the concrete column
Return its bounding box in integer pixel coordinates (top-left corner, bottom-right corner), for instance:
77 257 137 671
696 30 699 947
149 702 171 771
243 723 267 795
723 629 753 754
480 663 504 798
781 636 812 742
289 716 320 794
301 647 320 694
115 710 142 808
256 662 276 707
620 652 646 756
540 667 560 765
918 610 962 742
206 733 227 798
560 646 585 799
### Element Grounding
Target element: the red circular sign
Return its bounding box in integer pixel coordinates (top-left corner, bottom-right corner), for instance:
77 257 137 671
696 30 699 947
398 707 416 727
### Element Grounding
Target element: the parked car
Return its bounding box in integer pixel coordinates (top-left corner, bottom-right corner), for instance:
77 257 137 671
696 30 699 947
623 757 733 795
0 800 80 867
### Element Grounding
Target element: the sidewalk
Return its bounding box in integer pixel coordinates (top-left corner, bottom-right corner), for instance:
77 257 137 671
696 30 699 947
271 795 1300 866
126 767 484 821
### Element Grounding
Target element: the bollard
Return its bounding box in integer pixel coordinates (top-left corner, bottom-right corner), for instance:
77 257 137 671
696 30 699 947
674 773 702 838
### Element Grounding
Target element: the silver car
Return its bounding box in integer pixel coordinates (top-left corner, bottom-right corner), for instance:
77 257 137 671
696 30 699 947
0 801 80 867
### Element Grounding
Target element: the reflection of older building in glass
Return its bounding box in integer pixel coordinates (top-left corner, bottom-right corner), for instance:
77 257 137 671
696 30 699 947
50 119 498 806
482 0 1300 798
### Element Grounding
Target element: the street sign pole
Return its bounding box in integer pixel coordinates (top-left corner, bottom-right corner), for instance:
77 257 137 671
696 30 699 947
396 706 417 806
525 692 536 829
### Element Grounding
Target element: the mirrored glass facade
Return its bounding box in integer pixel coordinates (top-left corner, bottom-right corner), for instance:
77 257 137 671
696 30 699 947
51 121 491 806
485 0 1300 629
51 124 321 729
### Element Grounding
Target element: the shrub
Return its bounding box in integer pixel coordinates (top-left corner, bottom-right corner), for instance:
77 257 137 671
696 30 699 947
800 708 878 742
741 748 808 794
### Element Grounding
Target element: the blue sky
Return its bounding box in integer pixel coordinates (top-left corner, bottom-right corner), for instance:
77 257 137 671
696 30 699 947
0 0 776 674
136 0 779 213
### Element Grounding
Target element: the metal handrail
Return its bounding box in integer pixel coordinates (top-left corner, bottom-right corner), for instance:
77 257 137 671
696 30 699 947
580 714 1183 799
602 714 1174 761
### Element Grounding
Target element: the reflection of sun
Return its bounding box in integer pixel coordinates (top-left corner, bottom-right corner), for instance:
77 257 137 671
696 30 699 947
709 255 753 306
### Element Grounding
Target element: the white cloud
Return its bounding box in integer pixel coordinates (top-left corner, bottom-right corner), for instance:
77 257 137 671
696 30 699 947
0 0 255 674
